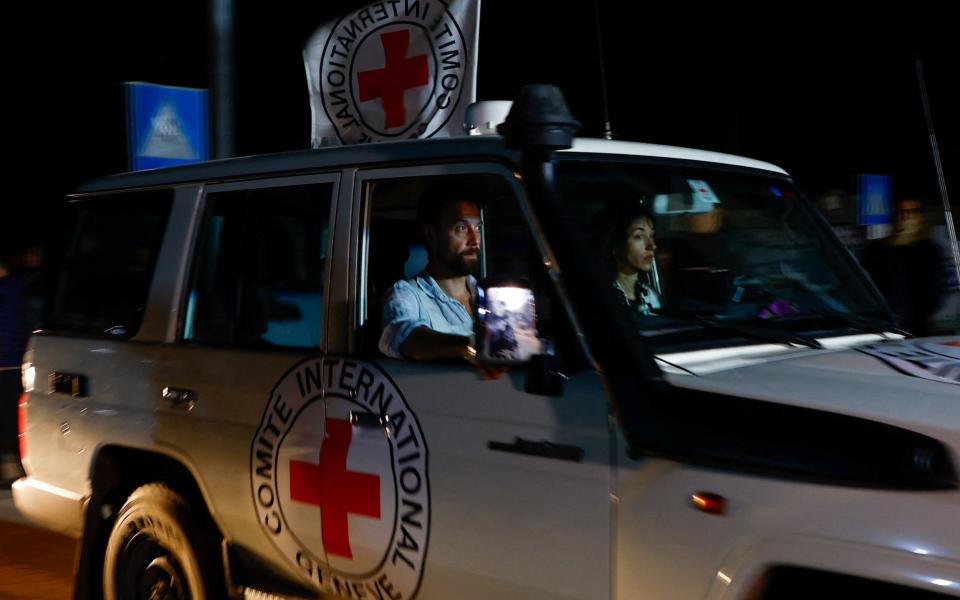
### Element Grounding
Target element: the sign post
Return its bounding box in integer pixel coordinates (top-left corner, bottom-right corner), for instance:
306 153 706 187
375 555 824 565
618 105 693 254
126 82 210 171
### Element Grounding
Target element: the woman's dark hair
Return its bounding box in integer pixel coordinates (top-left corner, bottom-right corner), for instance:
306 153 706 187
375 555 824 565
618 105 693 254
592 201 655 271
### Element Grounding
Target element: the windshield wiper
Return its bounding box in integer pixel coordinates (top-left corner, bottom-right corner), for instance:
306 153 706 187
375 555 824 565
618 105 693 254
651 307 823 349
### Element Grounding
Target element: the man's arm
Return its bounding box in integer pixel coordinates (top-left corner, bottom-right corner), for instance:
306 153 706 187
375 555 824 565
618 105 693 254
379 281 503 376
379 280 472 360
398 327 472 361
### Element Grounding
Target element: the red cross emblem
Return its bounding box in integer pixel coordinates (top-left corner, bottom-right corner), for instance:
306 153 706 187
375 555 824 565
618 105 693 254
356 29 429 129
289 417 381 559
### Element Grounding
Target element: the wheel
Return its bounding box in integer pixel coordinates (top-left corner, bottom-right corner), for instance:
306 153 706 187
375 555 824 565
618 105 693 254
103 483 223 600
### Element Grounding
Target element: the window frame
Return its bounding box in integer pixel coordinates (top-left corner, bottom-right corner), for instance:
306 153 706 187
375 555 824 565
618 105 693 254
348 160 564 357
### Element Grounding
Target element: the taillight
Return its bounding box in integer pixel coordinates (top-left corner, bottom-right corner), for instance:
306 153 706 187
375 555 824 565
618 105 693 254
18 392 27 461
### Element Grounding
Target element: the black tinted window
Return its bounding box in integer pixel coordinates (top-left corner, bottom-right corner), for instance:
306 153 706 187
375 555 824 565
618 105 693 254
45 191 172 337
184 183 332 349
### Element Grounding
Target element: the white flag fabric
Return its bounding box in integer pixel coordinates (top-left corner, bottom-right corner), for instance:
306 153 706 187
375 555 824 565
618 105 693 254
304 0 481 147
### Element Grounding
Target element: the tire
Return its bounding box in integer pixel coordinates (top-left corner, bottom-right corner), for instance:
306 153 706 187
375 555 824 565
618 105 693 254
102 483 223 600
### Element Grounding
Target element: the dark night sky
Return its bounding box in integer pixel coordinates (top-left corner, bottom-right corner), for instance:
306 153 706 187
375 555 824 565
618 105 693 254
5 2 958 251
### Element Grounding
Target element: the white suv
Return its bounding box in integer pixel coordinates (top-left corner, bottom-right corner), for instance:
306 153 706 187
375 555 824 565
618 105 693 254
14 88 960 599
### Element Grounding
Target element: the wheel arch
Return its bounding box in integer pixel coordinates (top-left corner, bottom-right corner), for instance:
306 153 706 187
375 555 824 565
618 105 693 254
74 444 224 600
707 536 960 599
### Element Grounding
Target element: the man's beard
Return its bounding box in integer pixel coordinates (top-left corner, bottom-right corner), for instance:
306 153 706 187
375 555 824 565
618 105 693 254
443 249 480 276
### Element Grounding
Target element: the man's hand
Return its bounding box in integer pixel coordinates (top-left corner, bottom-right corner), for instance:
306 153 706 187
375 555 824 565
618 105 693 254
399 327 473 361
399 327 507 379
465 352 509 380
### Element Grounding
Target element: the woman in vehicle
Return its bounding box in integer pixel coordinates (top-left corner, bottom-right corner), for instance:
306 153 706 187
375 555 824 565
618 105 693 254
596 201 662 316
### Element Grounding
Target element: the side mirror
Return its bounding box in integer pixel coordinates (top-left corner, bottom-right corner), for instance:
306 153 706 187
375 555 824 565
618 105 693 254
525 353 566 396
474 280 566 396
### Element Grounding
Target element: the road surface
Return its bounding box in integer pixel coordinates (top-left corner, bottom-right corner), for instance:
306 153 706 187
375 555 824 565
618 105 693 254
0 487 76 600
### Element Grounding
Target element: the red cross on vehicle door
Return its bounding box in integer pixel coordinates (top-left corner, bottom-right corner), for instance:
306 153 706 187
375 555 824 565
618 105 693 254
277 397 397 577
290 417 381 559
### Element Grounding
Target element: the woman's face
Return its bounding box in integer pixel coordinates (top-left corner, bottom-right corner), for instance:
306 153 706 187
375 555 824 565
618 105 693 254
618 217 656 273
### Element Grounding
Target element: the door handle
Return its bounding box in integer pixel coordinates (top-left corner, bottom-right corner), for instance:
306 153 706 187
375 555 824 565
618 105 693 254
162 387 196 411
487 437 584 463
49 372 87 397
350 411 386 430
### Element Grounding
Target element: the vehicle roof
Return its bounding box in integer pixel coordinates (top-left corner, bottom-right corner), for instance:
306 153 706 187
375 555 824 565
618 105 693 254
563 139 788 175
74 136 789 195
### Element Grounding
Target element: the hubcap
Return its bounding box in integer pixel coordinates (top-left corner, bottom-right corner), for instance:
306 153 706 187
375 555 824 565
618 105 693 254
143 557 185 600
117 531 190 600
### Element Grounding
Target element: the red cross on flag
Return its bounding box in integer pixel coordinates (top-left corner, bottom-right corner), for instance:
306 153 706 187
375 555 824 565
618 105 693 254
304 0 481 146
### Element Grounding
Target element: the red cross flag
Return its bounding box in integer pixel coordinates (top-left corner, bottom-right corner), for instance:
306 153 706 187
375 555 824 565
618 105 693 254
304 0 481 146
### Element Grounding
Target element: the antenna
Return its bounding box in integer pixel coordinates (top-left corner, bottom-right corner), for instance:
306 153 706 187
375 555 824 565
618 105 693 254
592 0 613 140
915 56 960 290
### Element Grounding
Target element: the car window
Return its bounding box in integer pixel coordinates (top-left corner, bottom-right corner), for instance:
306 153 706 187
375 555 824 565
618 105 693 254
359 172 585 367
183 183 333 349
44 190 172 337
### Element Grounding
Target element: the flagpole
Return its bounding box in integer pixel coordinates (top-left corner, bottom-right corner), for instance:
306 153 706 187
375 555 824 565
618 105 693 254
915 56 960 288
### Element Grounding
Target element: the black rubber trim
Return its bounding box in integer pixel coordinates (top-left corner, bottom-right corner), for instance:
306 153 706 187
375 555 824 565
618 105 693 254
488 438 585 463
613 374 959 490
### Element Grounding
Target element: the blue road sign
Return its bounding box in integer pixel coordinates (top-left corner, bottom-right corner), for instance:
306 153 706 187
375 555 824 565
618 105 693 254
857 174 893 226
126 82 209 171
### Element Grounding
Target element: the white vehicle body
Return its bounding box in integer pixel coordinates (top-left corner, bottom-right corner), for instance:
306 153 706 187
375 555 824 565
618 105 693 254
13 131 960 599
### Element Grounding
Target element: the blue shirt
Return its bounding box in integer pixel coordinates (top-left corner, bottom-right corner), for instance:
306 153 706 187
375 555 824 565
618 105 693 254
378 271 476 359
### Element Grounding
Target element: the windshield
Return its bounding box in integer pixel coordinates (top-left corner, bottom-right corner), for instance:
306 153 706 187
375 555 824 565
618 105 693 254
554 157 892 347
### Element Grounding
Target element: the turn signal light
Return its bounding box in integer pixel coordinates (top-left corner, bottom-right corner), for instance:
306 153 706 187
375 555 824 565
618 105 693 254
691 491 726 515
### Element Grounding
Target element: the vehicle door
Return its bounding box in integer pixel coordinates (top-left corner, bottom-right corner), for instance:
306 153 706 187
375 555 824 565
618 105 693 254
149 174 341 574
314 163 615 600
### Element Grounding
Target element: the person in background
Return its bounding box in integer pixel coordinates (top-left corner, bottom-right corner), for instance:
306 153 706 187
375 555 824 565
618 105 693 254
860 197 944 336
0 254 28 482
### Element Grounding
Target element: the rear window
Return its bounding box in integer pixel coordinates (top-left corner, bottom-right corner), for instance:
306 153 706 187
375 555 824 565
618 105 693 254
44 190 172 337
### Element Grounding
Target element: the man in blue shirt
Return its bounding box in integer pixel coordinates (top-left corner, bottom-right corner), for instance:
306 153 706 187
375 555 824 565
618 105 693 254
379 182 482 360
